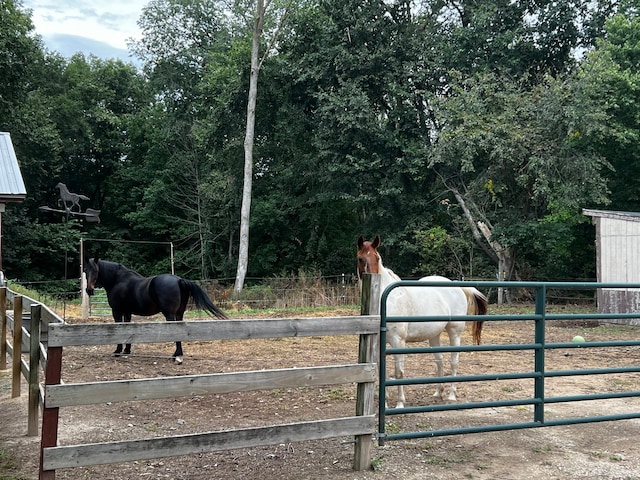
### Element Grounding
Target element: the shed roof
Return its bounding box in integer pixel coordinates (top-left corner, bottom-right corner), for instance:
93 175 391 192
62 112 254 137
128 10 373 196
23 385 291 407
0 132 27 202
583 208 640 222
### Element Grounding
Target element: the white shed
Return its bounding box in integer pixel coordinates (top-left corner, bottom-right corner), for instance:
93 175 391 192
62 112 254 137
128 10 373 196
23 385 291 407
583 208 640 325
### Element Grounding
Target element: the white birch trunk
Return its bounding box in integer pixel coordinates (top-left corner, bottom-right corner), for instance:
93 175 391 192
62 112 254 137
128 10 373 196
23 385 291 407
234 0 264 295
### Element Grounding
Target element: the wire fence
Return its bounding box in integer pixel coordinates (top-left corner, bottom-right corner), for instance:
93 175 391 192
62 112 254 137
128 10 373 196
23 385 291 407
5 273 598 320
6 273 363 318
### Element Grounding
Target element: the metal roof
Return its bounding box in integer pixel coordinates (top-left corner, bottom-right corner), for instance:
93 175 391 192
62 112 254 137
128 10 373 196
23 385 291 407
0 132 27 202
583 208 640 222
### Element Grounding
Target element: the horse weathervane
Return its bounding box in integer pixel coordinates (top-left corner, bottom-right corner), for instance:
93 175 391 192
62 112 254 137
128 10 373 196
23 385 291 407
39 182 100 222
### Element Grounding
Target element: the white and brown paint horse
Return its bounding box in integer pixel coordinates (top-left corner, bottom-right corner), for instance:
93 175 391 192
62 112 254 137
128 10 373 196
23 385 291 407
357 235 488 407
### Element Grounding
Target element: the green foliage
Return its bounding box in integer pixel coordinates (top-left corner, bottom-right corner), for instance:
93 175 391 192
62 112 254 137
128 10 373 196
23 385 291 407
494 214 596 280
579 13 640 210
2 0 637 287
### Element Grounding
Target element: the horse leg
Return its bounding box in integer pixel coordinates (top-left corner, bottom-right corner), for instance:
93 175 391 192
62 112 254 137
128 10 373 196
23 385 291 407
444 324 465 402
112 312 124 356
173 340 184 364
429 334 446 400
123 314 132 355
165 311 184 365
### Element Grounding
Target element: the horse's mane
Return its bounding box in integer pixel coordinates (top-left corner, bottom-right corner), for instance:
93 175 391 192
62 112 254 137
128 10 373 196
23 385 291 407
99 260 143 278
378 256 401 282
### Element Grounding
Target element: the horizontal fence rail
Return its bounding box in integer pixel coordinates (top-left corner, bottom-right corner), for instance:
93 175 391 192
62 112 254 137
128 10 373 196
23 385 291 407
42 416 375 471
378 280 640 445
45 363 377 407
46 316 379 347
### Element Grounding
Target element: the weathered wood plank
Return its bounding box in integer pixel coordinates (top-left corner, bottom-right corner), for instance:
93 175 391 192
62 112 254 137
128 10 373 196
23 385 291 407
39 343 47 371
353 332 378 470
46 363 377 407
12 296 22 398
0 287 6 370
42 415 376 470
353 275 380 471
47 316 380 347
28 304 41 436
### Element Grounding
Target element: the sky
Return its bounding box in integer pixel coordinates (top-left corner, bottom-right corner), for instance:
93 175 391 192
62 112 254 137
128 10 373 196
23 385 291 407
22 0 148 64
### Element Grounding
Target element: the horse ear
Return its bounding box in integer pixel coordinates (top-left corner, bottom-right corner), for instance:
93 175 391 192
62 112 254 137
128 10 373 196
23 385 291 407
357 236 364 248
372 235 381 249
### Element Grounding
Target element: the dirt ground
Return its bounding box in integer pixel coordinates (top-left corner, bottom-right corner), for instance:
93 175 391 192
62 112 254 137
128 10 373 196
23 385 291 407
2 306 640 480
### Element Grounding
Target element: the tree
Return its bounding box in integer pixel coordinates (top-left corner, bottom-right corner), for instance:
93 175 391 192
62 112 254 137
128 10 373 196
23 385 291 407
578 12 640 211
234 0 292 293
234 0 265 293
127 0 238 277
429 71 611 281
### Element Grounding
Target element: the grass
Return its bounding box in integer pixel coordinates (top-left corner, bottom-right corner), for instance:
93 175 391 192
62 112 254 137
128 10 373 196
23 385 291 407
225 304 360 318
0 447 26 480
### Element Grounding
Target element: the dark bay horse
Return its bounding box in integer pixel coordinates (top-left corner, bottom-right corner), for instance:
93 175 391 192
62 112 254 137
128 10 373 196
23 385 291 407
84 258 228 364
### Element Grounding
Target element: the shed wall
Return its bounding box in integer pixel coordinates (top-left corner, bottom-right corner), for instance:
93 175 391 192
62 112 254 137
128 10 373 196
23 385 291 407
597 216 640 320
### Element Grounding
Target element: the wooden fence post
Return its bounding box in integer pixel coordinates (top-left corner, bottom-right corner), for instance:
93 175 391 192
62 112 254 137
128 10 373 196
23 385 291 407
0 287 6 370
12 295 23 398
353 273 380 471
28 304 42 436
40 345 62 480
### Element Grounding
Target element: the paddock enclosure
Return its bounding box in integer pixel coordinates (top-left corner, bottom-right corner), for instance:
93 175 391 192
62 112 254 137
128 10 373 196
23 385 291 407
3 280 640 479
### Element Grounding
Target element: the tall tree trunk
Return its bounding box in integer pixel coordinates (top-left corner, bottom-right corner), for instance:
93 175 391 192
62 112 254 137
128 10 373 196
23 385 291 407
234 0 265 295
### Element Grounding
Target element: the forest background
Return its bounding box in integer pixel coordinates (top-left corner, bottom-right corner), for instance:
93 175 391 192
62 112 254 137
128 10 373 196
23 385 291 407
1 0 639 297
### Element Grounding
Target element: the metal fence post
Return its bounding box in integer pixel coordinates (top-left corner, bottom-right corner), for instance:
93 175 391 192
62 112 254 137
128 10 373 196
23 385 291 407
533 284 546 424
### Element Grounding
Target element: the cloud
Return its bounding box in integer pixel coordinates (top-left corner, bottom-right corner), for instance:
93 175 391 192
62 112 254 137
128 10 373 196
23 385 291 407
23 0 146 63
43 33 140 65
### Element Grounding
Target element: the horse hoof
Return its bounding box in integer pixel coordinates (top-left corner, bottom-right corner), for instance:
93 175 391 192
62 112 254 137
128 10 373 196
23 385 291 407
395 402 404 409
174 356 183 365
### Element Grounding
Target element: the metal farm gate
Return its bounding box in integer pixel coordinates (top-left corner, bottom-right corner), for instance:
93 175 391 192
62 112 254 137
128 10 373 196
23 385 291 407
377 280 640 445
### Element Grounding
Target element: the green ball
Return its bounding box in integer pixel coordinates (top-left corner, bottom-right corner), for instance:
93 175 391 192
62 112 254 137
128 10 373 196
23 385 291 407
572 335 585 343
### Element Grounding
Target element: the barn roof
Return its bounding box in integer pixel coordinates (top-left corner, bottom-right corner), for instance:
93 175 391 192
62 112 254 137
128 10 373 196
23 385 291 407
0 132 27 203
583 209 640 223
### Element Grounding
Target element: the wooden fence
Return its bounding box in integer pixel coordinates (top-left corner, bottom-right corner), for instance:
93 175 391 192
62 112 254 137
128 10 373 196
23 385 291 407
38 275 382 479
0 286 63 436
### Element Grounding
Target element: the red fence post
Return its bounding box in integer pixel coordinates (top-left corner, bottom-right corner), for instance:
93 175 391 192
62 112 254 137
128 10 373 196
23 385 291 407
39 345 62 480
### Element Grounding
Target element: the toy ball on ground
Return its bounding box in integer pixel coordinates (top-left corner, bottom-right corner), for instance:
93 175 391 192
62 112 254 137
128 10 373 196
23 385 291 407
572 335 585 343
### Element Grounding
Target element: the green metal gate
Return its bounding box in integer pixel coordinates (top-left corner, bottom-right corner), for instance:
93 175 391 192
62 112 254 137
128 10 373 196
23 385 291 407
378 281 640 445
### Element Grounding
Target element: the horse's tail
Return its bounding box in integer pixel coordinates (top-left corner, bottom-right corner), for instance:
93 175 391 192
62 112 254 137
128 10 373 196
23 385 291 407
183 280 228 319
462 287 488 345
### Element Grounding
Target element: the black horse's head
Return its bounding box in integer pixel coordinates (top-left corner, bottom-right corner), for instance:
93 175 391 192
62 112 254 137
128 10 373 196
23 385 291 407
84 257 100 296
